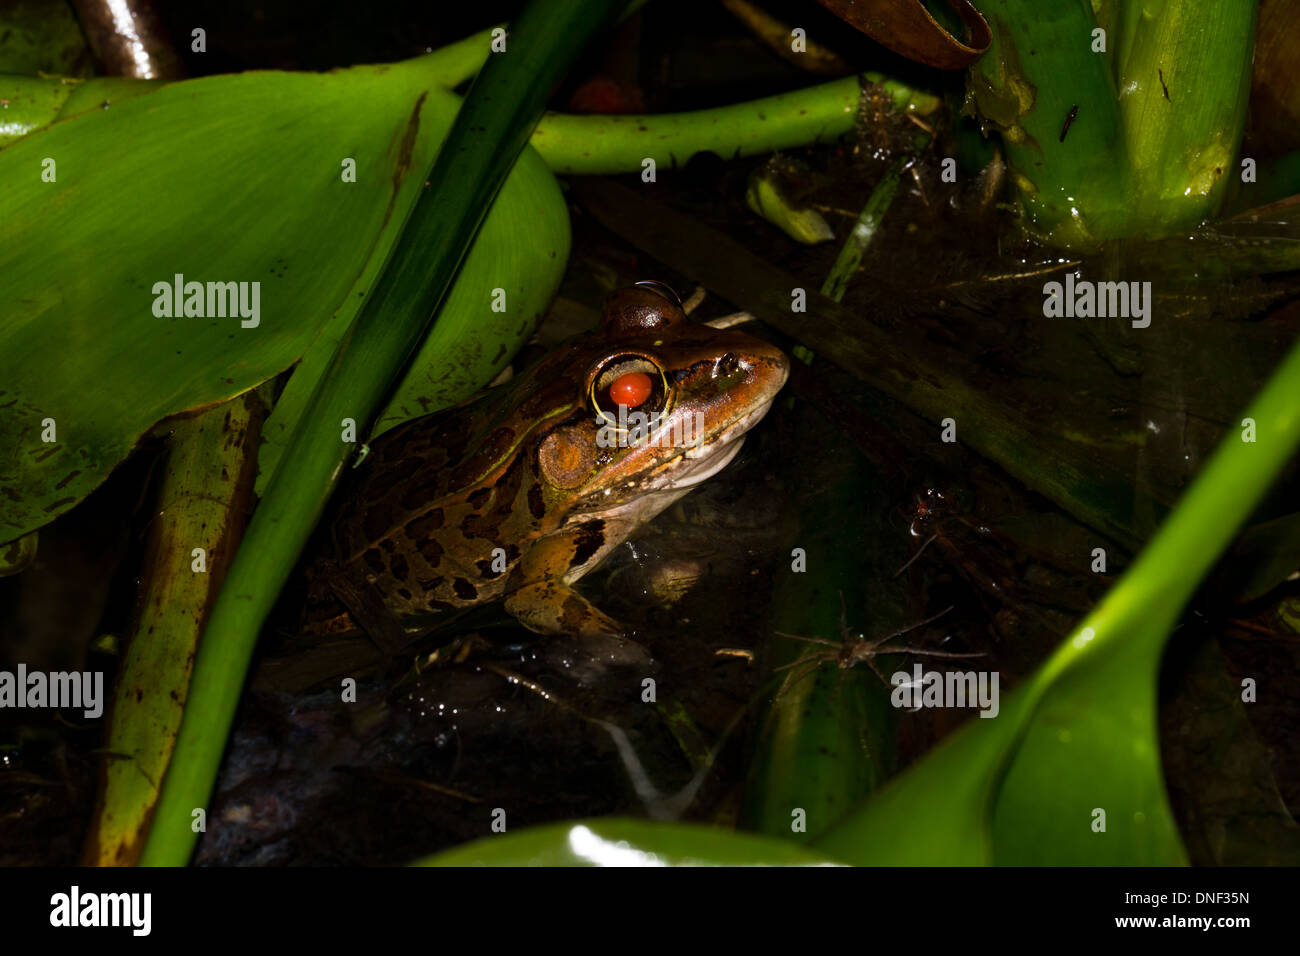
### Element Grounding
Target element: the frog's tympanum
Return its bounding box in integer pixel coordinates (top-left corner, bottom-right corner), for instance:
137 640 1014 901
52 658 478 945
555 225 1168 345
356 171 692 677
311 282 789 641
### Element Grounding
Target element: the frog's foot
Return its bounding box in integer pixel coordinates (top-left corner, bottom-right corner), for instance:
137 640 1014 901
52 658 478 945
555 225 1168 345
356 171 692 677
504 581 625 640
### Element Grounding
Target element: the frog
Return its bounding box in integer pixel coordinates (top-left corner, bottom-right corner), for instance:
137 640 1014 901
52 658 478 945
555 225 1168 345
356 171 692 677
306 281 789 644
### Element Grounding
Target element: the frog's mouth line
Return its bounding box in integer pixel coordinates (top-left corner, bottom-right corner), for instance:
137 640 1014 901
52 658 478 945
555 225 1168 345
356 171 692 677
651 392 779 490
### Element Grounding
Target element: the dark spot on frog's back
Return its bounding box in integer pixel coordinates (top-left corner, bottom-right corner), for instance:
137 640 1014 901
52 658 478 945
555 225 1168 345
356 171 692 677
560 593 589 631
569 520 606 569
528 482 546 519
417 534 444 568
467 486 492 510
453 578 478 600
492 455 525 514
476 557 502 579
406 507 444 539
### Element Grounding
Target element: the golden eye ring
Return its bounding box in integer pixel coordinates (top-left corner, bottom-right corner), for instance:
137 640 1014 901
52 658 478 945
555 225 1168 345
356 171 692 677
588 354 674 438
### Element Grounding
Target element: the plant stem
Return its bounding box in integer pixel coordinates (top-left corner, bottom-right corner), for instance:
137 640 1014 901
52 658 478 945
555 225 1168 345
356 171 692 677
971 0 1258 247
531 73 939 175
970 0 1126 248
1118 0 1257 236
821 149 916 302
137 0 626 867
85 389 267 865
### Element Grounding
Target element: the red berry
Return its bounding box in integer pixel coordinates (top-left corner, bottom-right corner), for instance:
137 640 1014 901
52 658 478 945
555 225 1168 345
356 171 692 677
609 371 653 408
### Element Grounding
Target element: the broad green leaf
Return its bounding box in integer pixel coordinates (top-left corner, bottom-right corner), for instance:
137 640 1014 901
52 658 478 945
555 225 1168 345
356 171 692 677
1119 0 1257 236
0 53 561 545
417 819 846 866
0 75 156 147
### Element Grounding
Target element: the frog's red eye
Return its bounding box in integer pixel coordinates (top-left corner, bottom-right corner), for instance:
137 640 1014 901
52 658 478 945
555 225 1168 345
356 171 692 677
588 353 672 429
609 371 653 408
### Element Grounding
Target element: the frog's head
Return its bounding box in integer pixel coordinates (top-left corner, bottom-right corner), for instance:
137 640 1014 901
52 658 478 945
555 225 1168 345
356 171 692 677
533 282 789 510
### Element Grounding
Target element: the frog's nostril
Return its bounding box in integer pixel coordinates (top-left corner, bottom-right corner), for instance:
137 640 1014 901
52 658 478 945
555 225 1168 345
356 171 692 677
715 353 739 378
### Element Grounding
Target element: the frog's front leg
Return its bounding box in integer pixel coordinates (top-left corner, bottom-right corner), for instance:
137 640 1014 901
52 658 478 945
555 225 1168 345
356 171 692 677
503 527 624 639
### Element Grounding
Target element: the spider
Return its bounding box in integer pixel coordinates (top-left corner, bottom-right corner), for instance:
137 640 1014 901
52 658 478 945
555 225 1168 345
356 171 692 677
772 592 983 697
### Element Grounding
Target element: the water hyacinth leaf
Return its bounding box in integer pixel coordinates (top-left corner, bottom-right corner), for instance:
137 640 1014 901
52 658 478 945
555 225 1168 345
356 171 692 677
1118 0 1257 236
0 23 496 149
0 54 558 545
417 818 847 866
0 73 168 147
968 0 1127 248
0 74 81 146
987 603 1187 865
971 0 1257 247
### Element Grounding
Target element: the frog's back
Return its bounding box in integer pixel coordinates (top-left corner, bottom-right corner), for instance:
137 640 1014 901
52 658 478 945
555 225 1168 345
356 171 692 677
328 383 553 617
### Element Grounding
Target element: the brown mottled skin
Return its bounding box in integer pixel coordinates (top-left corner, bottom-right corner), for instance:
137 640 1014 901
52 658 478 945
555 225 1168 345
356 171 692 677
310 283 789 639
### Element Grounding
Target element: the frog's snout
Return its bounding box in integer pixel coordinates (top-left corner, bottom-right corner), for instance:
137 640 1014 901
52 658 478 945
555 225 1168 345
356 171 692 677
744 338 791 402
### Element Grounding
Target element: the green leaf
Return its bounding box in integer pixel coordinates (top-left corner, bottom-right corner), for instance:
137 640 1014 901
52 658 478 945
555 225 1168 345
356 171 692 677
1119 0 1257 235
416 819 847 866
970 0 1257 247
84 389 270 866
0 54 561 544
